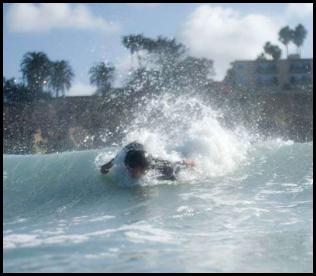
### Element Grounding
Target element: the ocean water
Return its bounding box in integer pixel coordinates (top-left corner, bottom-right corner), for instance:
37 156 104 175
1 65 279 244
3 95 313 272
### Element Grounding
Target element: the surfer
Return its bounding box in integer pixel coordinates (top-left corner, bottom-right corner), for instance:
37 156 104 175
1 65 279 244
100 141 195 180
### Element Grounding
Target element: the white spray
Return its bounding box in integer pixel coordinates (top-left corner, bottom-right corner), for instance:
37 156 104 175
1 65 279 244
118 92 252 183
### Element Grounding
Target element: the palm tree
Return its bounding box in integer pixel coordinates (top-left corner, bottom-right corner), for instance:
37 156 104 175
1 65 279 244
89 62 115 96
20 52 51 94
49 60 74 97
278 26 292 58
292 24 307 57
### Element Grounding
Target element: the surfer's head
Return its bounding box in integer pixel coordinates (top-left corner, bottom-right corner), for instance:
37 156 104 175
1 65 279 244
124 150 149 178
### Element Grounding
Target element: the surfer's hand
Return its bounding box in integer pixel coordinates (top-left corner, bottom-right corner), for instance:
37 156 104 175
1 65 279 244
183 159 196 167
100 160 113 174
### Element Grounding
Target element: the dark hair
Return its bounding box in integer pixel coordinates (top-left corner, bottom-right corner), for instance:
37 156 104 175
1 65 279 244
124 150 149 169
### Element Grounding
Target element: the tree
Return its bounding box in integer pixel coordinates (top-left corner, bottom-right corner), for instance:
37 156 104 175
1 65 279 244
134 34 146 67
125 67 160 93
224 67 236 86
121 34 214 92
278 26 292 58
147 36 187 87
264 42 282 60
263 42 273 57
49 60 74 97
292 24 307 56
122 34 146 68
142 37 157 53
177 57 214 89
151 36 186 62
20 52 51 94
89 62 115 96
3 77 36 104
3 77 18 104
257 53 267 60
3 76 53 104
271 45 282 60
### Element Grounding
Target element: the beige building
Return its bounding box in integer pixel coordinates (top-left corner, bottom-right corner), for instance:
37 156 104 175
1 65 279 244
230 56 313 92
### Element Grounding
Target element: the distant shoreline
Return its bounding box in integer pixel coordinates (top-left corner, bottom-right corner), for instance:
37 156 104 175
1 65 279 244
3 87 313 155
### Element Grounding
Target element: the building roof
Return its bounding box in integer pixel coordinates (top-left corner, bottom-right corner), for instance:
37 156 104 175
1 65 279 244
232 58 313 64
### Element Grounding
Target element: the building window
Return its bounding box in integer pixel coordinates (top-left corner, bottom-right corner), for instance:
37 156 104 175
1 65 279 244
256 76 278 86
236 63 245 70
289 74 312 85
289 62 312 73
256 62 278 74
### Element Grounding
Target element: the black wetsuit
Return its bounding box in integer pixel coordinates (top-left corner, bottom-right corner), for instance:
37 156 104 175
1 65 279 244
100 142 188 180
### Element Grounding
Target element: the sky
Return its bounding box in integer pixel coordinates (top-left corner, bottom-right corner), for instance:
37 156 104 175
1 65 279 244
3 3 313 96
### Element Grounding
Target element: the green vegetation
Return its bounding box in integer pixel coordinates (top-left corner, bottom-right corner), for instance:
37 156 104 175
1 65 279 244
278 26 292 58
257 24 308 60
278 24 308 58
263 42 282 61
122 35 213 93
49 60 74 97
20 52 51 94
292 24 307 56
89 62 115 96
5 34 214 105
4 52 75 104
3 27 313 154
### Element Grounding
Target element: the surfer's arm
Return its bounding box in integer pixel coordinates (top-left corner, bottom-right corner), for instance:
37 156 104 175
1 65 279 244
172 160 195 174
149 158 195 180
100 159 114 174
